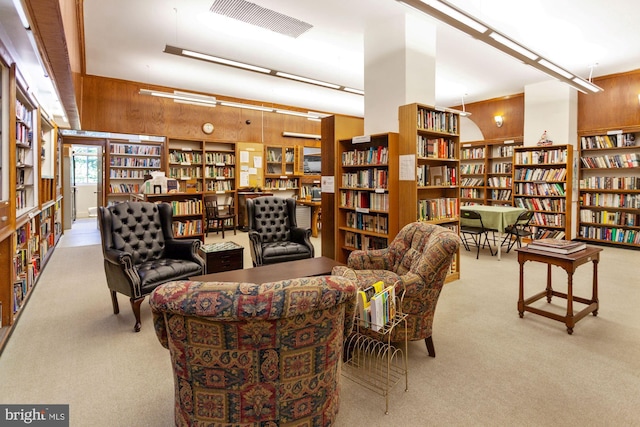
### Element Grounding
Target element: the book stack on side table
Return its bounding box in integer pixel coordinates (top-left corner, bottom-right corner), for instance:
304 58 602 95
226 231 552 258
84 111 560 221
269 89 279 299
527 238 587 254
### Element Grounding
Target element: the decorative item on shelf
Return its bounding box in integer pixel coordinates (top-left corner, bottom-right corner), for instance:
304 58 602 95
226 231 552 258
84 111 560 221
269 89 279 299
537 130 553 146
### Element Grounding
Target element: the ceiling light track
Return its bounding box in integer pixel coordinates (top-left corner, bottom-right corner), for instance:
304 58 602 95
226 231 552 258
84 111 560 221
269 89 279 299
164 44 364 96
397 0 603 94
138 88 329 119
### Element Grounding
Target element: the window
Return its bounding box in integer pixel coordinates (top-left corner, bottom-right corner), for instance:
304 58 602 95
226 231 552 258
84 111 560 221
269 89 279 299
72 146 99 184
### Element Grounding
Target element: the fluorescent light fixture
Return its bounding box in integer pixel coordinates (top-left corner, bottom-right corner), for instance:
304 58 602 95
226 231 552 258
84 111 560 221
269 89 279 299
488 32 538 61
181 49 272 74
276 109 316 117
219 101 274 112
139 89 217 106
282 132 321 139
275 72 341 89
344 87 365 95
397 0 603 94
12 0 30 29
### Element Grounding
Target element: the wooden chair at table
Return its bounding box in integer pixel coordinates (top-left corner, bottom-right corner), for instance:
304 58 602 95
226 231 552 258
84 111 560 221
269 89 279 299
204 195 236 239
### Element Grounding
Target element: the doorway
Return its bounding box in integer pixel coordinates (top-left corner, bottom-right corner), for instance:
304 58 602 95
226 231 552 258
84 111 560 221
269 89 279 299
63 142 103 230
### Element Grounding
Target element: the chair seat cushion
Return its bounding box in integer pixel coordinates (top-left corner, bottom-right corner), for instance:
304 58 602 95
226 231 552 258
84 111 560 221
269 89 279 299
262 241 312 262
138 259 202 292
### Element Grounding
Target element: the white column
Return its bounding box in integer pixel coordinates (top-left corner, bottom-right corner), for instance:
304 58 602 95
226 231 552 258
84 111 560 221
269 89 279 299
524 80 578 148
364 13 436 135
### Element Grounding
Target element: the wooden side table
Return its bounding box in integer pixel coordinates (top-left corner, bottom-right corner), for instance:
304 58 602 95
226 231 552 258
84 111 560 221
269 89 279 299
199 242 243 274
515 246 603 334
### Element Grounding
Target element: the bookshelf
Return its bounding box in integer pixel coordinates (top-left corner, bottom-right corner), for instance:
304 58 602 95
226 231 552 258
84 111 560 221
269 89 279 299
486 140 522 205
335 133 399 264
577 129 640 248
9 216 39 328
513 144 574 240
168 139 203 193
204 141 236 195
264 145 299 193
459 143 486 206
106 139 163 204
144 193 205 242
398 103 460 282
14 84 38 219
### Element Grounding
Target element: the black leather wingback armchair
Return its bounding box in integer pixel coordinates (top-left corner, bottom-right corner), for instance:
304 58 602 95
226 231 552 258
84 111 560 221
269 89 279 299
98 201 204 332
246 196 314 266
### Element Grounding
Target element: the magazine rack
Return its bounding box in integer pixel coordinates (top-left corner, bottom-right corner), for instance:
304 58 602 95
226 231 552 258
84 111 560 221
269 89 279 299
342 291 408 414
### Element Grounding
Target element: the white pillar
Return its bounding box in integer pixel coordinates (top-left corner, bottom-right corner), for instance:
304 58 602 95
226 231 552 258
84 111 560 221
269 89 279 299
364 13 436 135
524 80 577 148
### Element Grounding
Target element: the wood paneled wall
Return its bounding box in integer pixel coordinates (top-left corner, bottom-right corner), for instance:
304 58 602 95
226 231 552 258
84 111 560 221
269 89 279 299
578 69 640 133
453 93 525 140
79 75 323 146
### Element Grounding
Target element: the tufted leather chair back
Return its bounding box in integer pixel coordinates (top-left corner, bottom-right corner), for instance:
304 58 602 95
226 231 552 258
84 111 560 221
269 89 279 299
249 196 296 243
103 201 167 265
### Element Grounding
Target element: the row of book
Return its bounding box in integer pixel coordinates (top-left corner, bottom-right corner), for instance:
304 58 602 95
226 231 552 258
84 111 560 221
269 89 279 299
357 281 397 332
460 163 485 174
461 177 484 186
421 165 457 186
345 212 389 234
110 144 161 156
487 176 512 187
579 226 640 244
489 189 512 200
460 147 486 159
418 197 459 222
16 122 33 146
15 99 33 125
341 146 389 166
581 153 639 168
169 151 203 164
533 228 565 239
110 169 151 179
579 209 638 227
580 133 636 149
111 157 161 168
16 189 33 210
461 189 482 199
169 199 202 216
514 167 567 181
264 178 299 190
109 183 141 193
579 176 639 190
495 146 515 157
515 149 568 165
172 220 203 237
532 212 566 227
580 193 640 209
204 153 235 164
204 166 235 178
341 169 388 189
416 136 457 159
344 232 387 251
168 167 203 179
492 162 513 173
340 191 389 211
416 108 459 134
514 182 565 196
515 197 566 212
205 180 234 192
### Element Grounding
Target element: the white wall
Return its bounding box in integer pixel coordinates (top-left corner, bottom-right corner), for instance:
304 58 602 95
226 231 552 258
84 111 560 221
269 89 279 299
75 184 97 218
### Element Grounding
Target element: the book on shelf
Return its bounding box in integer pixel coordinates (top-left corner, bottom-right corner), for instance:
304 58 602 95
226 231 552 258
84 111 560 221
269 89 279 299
528 238 587 254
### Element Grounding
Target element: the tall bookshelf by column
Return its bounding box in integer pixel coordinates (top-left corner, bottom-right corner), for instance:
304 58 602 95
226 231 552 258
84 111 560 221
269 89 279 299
204 140 237 231
168 139 204 193
577 129 640 248
14 84 38 218
106 138 164 205
336 132 399 264
398 103 460 282
513 144 573 240
264 145 299 194
486 140 522 205
459 143 486 206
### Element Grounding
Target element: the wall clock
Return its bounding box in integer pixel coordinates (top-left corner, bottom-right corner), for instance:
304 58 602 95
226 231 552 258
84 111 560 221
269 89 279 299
202 122 214 134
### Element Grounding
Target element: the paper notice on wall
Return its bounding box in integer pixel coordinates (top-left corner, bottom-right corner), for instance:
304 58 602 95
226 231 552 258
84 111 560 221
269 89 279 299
399 154 416 181
321 176 335 193
253 156 262 168
240 151 249 163
248 168 257 174
240 171 250 187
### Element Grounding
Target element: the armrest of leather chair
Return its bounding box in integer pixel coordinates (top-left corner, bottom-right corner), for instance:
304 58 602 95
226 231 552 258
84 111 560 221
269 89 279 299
102 248 141 297
248 230 264 266
290 226 314 256
164 238 204 268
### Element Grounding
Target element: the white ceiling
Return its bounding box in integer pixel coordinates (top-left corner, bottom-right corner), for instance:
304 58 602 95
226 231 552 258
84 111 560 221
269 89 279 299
4 0 640 123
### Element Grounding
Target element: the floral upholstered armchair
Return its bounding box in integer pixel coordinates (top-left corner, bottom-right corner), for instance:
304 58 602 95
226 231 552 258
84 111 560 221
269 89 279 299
149 275 357 426
332 222 461 357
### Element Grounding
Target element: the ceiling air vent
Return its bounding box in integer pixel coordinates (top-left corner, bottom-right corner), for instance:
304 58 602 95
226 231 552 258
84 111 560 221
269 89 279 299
210 0 313 38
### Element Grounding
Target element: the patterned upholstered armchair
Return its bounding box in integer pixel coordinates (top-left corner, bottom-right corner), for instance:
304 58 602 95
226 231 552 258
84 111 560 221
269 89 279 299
246 196 314 266
332 222 461 357
98 201 204 332
149 276 357 426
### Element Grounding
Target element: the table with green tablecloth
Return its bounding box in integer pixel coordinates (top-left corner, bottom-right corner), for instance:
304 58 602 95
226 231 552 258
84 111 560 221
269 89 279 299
460 205 526 259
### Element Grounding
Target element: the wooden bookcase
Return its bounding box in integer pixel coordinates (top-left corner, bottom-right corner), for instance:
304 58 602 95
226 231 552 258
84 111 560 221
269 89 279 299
264 145 299 193
167 139 203 193
459 143 486 206
335 132 399 264
204 141 236 195
14 83 38 219
577 129 640 248
144 193 205 242
398 103 460 282
106 138 163 205
513 144 574 240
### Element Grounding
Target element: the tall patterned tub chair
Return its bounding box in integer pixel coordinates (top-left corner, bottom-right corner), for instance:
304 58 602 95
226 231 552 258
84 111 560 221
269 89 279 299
149 275 357 426
332 222 461 357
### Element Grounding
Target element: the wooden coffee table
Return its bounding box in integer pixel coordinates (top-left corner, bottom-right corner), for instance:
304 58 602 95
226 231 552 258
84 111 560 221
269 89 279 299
190 256 344 284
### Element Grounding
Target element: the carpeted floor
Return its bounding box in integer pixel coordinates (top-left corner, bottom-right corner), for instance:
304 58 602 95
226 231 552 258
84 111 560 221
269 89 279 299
0 219 639 426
